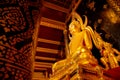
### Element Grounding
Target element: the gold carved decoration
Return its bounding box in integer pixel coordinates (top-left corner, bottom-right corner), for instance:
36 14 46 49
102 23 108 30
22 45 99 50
106 0 120 16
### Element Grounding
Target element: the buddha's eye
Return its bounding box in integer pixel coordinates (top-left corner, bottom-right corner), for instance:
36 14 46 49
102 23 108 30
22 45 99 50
69 34 72 37
70 25 75 29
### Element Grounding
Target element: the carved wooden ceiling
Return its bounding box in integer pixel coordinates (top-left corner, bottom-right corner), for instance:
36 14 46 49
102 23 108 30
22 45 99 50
34 0 77 74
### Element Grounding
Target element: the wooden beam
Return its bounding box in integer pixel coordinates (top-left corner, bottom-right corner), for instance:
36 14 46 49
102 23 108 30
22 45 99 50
37 38 61 45
34 67 47 71
35 64 52 68
65 0 82 23
42 1 69 13
41 17 65 25
36 47 59 54
35 62 53 66
34 62 53 68
40 17 66 30
35 56 56 61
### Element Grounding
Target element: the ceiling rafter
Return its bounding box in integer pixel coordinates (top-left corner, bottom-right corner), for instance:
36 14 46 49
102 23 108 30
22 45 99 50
35 64 52 68
42 0 69 13
36 47 59 54
35 62 53 66
41 17 65 25
65 0 82 23
35 56 57 61
37 38 63 45
34 67 47 71
40 17 66 30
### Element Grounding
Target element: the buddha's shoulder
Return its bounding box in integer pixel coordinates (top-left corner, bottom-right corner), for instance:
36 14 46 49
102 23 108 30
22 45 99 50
77 31 86 35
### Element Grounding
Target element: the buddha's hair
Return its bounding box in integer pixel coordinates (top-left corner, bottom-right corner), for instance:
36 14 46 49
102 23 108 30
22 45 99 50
70 11 88 30
69 20 80 31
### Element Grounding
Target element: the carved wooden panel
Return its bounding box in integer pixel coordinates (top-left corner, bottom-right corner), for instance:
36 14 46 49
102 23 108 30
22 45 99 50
0 0 40 79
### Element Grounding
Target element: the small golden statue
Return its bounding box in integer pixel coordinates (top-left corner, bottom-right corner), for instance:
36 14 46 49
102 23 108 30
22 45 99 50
49 11 120 80
95 33 120 70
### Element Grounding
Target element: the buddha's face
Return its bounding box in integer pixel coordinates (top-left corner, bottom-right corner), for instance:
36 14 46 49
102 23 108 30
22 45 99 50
69 24 76 35
69 21 80 35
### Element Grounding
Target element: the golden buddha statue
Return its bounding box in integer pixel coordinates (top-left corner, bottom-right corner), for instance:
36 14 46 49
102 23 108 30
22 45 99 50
50 12 104 80
51 12 94 74
50 11 120 79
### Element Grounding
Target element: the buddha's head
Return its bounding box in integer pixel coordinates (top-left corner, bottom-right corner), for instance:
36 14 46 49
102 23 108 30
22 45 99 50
69 12 88 35
69 20 80 35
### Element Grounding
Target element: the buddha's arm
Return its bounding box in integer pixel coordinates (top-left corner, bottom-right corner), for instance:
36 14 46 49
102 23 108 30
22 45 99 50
85 26 102 49
113 48 120 61
113 48 120 55
84 30 93 50
63 29 70 58
52 59 66 74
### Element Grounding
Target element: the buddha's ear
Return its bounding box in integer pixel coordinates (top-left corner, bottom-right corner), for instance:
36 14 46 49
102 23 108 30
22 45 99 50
83 15 88 28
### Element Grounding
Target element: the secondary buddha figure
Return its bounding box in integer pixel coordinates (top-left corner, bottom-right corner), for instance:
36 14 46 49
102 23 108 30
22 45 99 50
97 37 120 70
93 29 120 70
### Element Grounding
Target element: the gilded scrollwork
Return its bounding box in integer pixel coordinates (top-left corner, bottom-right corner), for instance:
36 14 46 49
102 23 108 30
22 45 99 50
106 0 120 16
